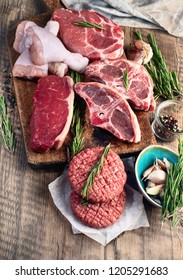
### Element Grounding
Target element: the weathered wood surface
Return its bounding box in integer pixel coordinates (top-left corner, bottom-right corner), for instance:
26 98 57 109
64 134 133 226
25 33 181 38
0 0 183 260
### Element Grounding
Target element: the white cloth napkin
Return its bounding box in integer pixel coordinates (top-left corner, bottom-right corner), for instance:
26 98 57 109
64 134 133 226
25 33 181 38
61 0 183 37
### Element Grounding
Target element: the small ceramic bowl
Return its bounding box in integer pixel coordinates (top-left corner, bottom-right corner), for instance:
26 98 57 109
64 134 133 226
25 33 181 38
135 145 178 207
151 100 183 142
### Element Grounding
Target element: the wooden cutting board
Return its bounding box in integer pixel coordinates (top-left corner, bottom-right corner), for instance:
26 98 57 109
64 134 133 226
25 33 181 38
7 13 157 169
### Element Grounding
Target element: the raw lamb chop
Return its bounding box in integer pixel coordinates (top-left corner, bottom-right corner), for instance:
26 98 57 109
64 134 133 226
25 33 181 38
74 82 141 143
29 75 74 153
52 8 124 61
85 58 155 111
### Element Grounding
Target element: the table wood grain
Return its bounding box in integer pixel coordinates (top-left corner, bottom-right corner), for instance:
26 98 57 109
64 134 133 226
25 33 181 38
0 0 182 260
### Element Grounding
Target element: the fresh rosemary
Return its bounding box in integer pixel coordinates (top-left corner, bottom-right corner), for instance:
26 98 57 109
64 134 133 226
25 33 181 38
123 70 129 90
0 95 16 153
81 143 111 200
134 31 182 100
162 137 183 227
68 69 85 158
70 106 84 158
74 21 105 30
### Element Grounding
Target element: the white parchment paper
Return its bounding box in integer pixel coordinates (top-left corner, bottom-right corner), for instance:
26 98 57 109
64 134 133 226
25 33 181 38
48 169 149 246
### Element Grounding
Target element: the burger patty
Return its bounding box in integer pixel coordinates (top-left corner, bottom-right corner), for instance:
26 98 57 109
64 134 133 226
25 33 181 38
68 146 127 203
70 190 126 228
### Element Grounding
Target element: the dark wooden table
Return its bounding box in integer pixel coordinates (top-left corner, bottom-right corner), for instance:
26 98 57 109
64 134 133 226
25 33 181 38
0 0 183 260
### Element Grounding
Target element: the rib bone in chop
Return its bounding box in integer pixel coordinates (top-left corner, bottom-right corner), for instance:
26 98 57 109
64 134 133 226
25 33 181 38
85 58 155 111
29 75 74 153
52 8 124 61
74 82 141 143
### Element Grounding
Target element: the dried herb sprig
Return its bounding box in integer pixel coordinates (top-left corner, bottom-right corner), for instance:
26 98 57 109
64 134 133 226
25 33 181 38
74 21 105 30
134 31 182 100
162 137 183 227
81 144 111 200
0 95 16 153
123 70 129 90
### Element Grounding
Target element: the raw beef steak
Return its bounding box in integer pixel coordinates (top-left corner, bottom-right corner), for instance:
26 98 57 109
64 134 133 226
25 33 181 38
70 190 126 228
52 8 124 61
68 146 127 203
29 75 74 153
74 82 141 143
85 58 155 111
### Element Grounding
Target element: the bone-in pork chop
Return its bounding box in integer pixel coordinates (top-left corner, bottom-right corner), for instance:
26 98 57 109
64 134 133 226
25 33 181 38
74 82 141 143
52 8 124 61
85 58 155 111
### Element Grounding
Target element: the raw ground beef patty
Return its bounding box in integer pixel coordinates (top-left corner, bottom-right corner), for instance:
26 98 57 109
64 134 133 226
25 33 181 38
70 190 126 228
68 146 127 203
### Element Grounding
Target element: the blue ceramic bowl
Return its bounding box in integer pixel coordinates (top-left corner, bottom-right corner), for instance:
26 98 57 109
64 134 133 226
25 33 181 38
135 145 178 207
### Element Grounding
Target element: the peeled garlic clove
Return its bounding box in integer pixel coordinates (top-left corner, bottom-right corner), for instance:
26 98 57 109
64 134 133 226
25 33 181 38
146 184 164 195
146 170 167 184
163 158 171 172
156 158 166 170
142 165 155 180
147 180 156 188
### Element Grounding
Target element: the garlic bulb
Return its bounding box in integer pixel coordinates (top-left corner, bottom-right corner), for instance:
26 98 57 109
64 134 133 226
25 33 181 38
126 40 153 65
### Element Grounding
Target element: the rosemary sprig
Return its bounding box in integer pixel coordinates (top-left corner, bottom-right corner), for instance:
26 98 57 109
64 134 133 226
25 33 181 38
0 95 16 153
134 30 143 40
162 137 183 227
74 21 105 30
70 106 84 158
123 70 129 90
68 69 85 158
81 143 111 200
134 31 182 100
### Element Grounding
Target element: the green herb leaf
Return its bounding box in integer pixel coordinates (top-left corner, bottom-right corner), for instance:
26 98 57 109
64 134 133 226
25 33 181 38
134 30 143 40
162 137 183 227
81 143 111 200
0 95 16 153
68 70 85 158
74 21 105 30
134 31 182 100
123 70 129 90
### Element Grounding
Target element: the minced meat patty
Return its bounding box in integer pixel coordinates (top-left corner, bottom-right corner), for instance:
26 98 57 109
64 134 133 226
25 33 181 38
68 146 127 203
70 190 126 228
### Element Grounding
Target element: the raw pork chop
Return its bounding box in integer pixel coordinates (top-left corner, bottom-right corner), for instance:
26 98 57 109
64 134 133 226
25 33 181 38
29 75 74 153
52 8 124 61
85 58 155 111
74 82 141 143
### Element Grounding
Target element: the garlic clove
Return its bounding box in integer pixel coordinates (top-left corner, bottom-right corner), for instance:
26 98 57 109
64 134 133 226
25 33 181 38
146 184 164 195
142 164 155 180
146 169 167 184
156 158 167 170
163 158 171 173
147 180 156 188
